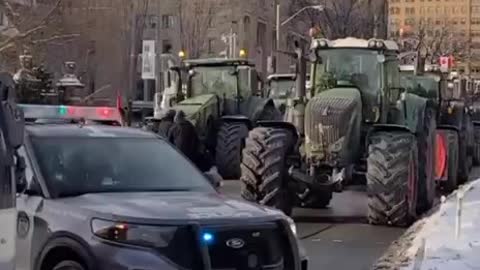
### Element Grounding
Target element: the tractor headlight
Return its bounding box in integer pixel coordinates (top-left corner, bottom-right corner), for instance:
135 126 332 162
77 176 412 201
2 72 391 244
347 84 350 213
375 41 385 48
318 39 328 48
91 219 177 248
286 217 297 236
368 40 377 48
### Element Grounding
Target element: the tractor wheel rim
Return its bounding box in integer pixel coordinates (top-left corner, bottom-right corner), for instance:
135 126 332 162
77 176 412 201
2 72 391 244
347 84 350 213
408 150 418 217
435 133 447 179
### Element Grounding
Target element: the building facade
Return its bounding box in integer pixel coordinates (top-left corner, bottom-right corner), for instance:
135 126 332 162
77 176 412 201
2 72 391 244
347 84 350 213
37 0 297 103
387 0 480 75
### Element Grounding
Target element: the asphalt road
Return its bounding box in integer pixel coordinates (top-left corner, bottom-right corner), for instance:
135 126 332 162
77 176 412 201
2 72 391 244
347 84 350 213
221 181 406 270
221 167 480 270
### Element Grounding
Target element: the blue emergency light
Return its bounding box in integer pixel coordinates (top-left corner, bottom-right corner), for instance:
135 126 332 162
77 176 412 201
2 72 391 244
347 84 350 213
18 104 123 124
202 232 214 244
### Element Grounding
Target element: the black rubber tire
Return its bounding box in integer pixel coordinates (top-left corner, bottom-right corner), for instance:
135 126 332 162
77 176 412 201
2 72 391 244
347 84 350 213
443 130 459 193
215 122 249 179
240 127 294 216
52 261 85 270
416 110 437 214
367 132 418 227
473 126 480 165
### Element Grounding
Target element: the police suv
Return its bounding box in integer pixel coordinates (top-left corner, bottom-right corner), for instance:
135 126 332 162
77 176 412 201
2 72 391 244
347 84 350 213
13 103 308 270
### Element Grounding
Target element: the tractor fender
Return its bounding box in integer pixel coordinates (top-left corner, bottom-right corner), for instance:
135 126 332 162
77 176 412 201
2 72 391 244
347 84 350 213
240 96 277 122
437 124 460 132
402 93 430 135
256 120 299 143
366 124 412 145
220 115 253 129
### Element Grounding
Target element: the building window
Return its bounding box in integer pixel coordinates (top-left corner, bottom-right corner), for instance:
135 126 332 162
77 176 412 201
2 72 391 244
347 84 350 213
162 40 172 53
148 15 158 28
162 15 174 29
208 38 215 54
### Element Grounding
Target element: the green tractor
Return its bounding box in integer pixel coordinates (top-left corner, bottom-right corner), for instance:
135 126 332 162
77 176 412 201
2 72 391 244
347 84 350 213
265 74 296 114
240 38 437 227
167 58 281 178
470 79 480 164
265 73 312 115
400 66 474 192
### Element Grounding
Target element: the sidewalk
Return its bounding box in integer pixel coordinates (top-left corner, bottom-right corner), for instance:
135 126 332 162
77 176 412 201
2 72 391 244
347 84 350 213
373 179 480 270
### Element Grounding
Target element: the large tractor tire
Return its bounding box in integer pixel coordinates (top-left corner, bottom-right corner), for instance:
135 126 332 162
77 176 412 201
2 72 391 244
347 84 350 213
240 127 294 216
458 131 470 184
367 132 419 227
215 122 249 179
473 126 480 165
417 110 437 214
442 130 459 193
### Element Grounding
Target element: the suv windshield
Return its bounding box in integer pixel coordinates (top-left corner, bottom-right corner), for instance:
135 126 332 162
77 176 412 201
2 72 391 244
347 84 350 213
31 137 213 197
269 79 295 99
190 66 237 97
315 49 381 95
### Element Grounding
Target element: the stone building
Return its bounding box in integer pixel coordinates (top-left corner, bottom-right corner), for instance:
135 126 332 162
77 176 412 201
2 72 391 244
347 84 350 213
388 0 480 75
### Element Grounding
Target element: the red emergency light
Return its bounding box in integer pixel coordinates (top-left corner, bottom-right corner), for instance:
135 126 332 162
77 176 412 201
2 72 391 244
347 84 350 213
19 104 124 125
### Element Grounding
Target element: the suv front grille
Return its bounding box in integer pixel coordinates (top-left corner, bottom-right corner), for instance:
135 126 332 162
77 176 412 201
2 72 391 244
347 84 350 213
204 222 294 270
154 221 295 270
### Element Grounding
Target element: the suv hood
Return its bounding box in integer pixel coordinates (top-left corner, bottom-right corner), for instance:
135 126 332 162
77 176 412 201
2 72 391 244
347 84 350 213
56 191 283 222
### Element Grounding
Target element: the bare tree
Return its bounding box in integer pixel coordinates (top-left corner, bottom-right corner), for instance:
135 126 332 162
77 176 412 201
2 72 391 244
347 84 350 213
289 0 386 39
396 20 469 65
0 0 79 71
178 0 216 59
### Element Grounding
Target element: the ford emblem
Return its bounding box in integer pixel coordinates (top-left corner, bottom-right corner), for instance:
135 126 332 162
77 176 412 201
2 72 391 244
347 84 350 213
226 238 245 249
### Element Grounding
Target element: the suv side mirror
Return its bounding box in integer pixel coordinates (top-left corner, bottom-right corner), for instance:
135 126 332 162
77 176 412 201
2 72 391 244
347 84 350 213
24 177 42 196
15 155 27 194
1 72 25 149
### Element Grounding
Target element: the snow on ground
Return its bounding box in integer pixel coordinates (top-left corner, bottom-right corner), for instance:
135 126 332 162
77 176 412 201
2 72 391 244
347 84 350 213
373 180 480 270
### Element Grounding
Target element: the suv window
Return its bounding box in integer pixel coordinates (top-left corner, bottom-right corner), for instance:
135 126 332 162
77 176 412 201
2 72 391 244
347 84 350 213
31 137 213 197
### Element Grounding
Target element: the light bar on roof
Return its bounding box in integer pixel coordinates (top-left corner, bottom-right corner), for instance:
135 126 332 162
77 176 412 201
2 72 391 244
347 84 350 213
18 104 123 124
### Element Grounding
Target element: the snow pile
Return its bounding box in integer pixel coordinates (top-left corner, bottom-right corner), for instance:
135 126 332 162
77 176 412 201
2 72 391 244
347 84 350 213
373 180 480 270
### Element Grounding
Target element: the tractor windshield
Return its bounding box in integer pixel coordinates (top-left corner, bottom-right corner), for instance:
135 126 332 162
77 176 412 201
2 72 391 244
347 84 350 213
190 66 237 97
313 49 381 96
401 75 439 100
269 78 295 99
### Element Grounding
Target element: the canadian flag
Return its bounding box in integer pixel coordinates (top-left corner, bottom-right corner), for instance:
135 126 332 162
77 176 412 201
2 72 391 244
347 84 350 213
440 56 454 70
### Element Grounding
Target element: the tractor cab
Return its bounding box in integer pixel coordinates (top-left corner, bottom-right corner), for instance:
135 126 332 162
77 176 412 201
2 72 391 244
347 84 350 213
266 73 296 114
309 38 401 125
169 58 260 116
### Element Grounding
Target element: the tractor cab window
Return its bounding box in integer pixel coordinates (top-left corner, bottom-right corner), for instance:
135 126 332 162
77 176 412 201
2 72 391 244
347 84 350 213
401 75 439 100
314 49 381 97
268 79 295 99
190 66 237 97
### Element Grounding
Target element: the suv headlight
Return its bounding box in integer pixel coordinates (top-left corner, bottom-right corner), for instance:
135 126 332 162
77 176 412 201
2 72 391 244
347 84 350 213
91 219 177 248
286 217 297 236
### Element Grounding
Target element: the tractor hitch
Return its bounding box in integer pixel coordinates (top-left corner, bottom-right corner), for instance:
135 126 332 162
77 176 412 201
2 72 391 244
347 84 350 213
288 166 344 192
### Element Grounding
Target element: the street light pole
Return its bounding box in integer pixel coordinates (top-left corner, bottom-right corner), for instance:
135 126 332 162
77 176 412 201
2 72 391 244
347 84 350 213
275 4 324 73
276 4 281 72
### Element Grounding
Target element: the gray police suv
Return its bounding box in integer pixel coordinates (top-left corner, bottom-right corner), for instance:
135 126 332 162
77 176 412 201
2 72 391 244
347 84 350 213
14 124 307 270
